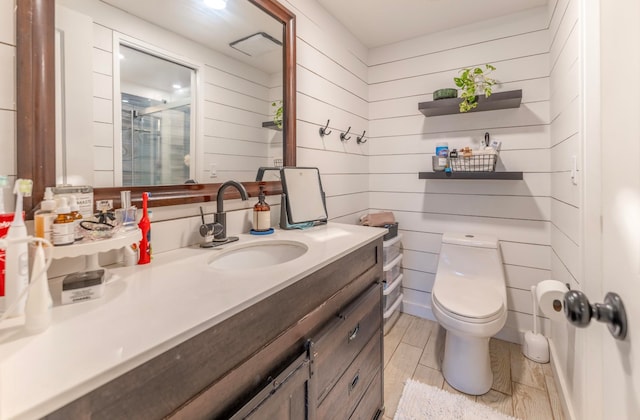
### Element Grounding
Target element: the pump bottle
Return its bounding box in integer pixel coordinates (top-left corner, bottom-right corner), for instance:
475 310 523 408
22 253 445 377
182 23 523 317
252 183 271 232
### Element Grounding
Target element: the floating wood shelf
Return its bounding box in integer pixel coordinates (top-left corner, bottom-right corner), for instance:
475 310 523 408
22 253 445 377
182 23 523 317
419 171 523 180
262 121 282 131
418 89 522 117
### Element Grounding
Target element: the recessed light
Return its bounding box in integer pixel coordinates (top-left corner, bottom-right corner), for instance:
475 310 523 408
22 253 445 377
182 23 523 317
204 0 227 10
172 84 181 89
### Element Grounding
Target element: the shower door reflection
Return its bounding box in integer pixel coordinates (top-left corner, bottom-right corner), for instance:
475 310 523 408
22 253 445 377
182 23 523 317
119 44 195 186
121 94 191 186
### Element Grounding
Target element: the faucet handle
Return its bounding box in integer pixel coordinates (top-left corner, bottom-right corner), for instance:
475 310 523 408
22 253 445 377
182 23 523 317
199 223 222 238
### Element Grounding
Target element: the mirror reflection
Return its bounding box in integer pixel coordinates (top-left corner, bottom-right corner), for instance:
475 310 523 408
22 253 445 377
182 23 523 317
120 45 194 186
55 0 284 188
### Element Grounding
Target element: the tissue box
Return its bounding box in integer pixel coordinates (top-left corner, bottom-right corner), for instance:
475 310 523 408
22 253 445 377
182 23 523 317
61 269 105 304
382 222 399 241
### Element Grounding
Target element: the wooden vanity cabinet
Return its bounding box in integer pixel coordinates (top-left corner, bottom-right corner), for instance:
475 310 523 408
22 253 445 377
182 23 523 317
44 238 384 420
309 285 384 418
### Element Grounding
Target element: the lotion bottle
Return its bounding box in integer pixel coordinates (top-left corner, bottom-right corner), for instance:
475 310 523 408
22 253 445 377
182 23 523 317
5 179 32 317
252 183 271 232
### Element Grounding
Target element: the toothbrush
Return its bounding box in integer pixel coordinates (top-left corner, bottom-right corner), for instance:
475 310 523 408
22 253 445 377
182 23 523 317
4 179 32 317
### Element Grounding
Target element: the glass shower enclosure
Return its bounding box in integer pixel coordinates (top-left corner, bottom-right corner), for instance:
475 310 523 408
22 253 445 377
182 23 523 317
119 45 194 186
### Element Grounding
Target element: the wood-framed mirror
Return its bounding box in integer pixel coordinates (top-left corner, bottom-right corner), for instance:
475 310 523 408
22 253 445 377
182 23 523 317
16 0 296 216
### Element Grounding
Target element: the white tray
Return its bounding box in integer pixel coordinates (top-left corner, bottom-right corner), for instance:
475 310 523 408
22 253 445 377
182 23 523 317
50 229 141 260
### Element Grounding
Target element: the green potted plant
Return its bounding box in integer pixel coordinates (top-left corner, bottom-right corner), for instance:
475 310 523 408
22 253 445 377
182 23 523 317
453 64 496 112
272 100 283 129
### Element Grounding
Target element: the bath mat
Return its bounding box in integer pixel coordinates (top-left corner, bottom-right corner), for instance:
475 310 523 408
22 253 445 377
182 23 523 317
394 379 519 420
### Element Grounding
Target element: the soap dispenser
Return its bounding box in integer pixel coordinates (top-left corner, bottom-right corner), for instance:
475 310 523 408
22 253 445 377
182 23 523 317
252 182 271 232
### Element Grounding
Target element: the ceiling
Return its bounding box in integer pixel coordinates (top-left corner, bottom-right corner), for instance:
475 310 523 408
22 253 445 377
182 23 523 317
100 0 283 73
316 0 549 48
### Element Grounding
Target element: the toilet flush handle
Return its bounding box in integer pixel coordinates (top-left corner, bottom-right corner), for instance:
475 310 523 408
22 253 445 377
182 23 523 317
563 290 628 340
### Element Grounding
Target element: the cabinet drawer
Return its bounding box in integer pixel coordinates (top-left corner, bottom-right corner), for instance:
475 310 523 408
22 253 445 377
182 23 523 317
317 332 382 420
312 284 382 403
349 370 382 420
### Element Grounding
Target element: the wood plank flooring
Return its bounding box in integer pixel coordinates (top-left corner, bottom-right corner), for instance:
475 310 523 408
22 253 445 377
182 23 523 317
383 314 565 420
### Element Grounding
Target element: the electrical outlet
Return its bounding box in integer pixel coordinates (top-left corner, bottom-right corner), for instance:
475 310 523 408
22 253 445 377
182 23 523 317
209 164 217 178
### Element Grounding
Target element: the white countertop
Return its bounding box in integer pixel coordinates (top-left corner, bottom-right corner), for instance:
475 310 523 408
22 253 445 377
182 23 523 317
0 223 385 419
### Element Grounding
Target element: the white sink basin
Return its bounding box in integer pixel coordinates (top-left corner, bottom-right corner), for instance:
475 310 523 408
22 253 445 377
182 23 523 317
208 240 308 270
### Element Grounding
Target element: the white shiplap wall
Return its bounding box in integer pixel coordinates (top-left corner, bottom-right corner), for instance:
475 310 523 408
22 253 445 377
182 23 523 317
548 0 583 418
0 0 16 192
281 0 371 223
367 7 554 343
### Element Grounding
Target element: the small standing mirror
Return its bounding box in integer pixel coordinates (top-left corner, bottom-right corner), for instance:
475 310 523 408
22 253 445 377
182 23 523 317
280 167 328 226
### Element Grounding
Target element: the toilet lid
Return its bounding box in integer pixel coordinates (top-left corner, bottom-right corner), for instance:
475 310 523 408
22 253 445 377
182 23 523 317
432 275 504 321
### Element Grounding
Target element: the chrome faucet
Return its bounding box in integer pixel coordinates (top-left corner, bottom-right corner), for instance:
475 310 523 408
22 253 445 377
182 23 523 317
214 180 249 241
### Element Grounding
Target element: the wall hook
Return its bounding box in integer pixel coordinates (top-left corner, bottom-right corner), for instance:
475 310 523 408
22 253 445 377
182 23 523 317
356 130 367 144
319 120 332 137
340 126 352 141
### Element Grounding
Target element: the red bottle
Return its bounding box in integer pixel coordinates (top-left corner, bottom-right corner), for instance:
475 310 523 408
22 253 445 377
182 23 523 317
138 192 151 264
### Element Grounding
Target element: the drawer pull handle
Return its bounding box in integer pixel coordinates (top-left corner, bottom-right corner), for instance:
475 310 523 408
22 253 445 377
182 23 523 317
349 372 360 393
348 324 360 341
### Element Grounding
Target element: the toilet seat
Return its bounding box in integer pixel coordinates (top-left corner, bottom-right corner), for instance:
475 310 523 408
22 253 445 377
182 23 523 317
432 275 504 323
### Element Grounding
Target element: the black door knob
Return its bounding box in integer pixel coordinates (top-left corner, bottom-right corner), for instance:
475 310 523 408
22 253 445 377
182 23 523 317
563 290 628 340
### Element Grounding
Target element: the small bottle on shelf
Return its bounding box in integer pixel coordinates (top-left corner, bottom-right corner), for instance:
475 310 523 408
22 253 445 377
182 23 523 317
52 197 75 246
34 187 57 243
68 195 84 242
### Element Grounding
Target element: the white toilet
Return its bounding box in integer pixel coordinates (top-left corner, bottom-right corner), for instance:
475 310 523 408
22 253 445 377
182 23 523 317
431 232 507 395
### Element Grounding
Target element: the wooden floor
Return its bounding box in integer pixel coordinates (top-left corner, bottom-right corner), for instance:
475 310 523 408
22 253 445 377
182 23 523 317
383 314 566 420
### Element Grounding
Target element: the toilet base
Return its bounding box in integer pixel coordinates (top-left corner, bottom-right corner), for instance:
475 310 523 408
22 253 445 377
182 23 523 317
442 331 492 395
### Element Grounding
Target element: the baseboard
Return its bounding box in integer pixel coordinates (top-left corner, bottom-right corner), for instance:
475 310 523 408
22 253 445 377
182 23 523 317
401 299 436 322
549 340 576 420
494 324 522 344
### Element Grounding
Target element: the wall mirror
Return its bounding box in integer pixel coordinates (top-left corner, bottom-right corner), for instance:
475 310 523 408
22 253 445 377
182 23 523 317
17 0 296 215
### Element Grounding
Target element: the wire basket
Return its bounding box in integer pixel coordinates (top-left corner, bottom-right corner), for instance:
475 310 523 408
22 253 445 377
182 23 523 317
449 153 497 172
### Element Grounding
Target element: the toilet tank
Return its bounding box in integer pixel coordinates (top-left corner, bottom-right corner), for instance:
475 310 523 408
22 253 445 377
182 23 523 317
438 233 504 281
441 233 499 249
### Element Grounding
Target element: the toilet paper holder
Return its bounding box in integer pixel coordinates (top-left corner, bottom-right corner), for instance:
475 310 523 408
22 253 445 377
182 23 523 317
563 290 628 340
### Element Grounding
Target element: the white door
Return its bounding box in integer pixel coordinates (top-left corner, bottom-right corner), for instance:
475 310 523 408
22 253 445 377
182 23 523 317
583 0 640 419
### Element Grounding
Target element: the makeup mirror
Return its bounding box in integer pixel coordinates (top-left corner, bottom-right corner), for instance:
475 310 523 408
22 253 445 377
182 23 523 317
280 167 328 226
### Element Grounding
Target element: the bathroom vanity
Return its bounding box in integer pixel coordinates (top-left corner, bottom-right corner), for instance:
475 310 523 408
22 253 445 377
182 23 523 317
0 223 385 420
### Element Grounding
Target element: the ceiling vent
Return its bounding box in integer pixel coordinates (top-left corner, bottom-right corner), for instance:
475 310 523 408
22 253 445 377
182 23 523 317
229 32 282 57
